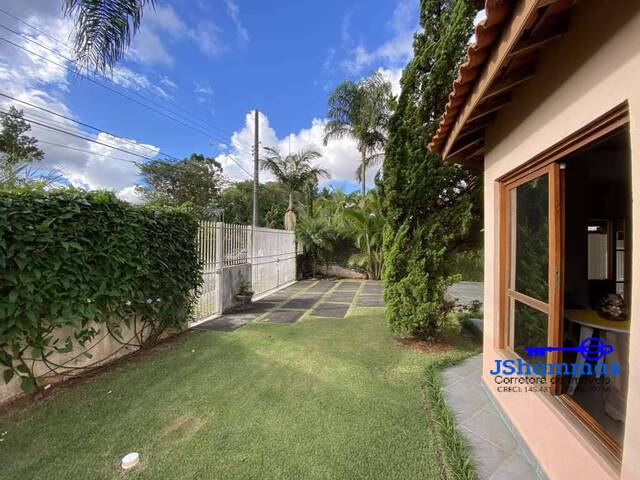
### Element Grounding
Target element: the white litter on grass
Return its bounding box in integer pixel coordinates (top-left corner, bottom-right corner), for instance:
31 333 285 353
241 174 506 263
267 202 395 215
121 452 140 470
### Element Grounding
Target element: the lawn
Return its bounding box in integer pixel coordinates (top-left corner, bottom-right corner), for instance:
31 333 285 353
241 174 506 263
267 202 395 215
0 306 478 480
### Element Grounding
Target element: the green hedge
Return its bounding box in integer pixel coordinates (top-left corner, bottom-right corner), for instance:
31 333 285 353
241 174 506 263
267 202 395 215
0 187 202 392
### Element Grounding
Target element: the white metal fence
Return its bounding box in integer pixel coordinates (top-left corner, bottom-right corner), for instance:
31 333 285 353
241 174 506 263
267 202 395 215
251 227 297 297
194 222 296 321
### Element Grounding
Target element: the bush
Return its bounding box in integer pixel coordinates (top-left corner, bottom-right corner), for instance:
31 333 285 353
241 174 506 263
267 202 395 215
380 0 481 339
450 249 483 282
0 187 202 392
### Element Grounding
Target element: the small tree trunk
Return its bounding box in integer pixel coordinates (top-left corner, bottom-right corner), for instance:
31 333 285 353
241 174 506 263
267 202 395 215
312 248 317 278
284 192 296 231
360 150 366 197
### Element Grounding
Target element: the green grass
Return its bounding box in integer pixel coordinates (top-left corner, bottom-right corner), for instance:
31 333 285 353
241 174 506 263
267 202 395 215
0 307 478 480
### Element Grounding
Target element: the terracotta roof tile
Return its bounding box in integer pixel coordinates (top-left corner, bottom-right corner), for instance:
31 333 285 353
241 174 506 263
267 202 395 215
428 0 513 154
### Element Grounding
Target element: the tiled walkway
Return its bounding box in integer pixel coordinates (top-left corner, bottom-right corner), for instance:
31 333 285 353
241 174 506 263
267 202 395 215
441 356 545 480
194 279 383 332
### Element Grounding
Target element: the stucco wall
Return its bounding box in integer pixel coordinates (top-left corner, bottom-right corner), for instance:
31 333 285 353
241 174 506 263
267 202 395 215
220 264 252 312
482 1 640 479
0 319 144 405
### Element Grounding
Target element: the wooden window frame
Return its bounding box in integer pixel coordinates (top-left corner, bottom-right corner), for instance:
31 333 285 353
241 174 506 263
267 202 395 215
497 102 630 460
499 162 563 382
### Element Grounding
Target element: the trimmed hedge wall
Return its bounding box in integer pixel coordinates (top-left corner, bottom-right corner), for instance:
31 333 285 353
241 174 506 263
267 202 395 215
0 187 202 392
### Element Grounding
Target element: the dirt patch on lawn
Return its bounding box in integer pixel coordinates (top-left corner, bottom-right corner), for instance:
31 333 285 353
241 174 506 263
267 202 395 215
162 415 206 440
395 337 453 355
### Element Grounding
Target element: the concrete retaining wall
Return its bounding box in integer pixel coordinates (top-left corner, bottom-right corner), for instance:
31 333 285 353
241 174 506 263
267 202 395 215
220 263 252 312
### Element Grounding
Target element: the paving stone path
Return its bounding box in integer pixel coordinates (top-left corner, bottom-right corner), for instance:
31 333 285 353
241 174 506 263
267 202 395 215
194 279 384 332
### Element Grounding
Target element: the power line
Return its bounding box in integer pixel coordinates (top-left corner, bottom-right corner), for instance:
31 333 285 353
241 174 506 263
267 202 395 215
0 7 68 48
0 34 254 154
37 140 138 165
0 19 243 147
0 9 236 140
1 106 255 178
0 92 178 160
0 108 159 162
0 22 256 178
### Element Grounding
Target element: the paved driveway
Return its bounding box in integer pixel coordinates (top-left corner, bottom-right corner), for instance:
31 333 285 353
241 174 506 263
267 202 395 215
194 279 384 332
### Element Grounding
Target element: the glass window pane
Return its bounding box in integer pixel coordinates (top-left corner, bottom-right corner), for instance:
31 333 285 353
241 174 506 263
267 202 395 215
588 233 608 279
511 300 549 362
510 175 549 301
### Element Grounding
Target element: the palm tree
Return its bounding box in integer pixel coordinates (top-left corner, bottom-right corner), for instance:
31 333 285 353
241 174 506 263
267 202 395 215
324 71 392 196
295 215 337 278
343 189 385 279
261 147 329 230
64 0 154 72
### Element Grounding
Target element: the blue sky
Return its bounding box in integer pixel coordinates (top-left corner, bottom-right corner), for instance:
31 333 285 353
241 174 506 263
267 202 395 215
0 0 417 200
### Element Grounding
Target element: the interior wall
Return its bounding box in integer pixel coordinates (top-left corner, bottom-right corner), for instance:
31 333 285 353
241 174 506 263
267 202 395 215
481 0 640 478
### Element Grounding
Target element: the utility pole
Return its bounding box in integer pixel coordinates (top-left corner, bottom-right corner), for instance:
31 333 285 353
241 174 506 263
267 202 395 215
252 109 259 228
251 109 259 280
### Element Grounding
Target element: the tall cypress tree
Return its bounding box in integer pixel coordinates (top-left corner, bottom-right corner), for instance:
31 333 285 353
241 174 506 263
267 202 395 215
381 0 481 338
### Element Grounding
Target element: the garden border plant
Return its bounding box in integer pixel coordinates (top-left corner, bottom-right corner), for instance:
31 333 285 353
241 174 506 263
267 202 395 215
0 186 202 393
423 353 477 480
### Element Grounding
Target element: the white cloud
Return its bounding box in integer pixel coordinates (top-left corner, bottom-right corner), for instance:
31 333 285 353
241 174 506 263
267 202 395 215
160 75 178 90
377 67 403 96
188 21 226 58
225 0 250 46
118 185 144 204
215 111 368 188
129 4 187 67
0 1 161 202
112 66 172 100
194 80 214 96
340 0 418 74
128 6 180 66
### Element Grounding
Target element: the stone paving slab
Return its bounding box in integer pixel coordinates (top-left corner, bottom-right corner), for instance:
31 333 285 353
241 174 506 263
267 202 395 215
193 279 386 332
441 355 544 480
281 296 320 310
261 293 292 302
324 292 356 303
262 309 305 324
195 313 258 332
306 280 337 293
361 287 383 295
362 281 383 292
356 295 385 307
311 302 350 318
235 302 277 314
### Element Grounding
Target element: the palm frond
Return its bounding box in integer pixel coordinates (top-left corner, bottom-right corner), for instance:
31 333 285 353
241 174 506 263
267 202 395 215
64 0 155 73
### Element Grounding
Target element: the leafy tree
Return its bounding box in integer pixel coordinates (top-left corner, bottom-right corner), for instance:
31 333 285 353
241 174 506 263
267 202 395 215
343 189 385 279
295 214 338 278
316 188 359 229
64 0 155 72
136 154 225 215
0 107 44 181
261 147 329 230
324 71 392 196
381 0 481 339
214 180 290 228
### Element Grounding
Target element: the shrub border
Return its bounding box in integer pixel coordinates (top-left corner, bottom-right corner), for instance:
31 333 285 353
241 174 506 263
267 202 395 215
423 353 478 480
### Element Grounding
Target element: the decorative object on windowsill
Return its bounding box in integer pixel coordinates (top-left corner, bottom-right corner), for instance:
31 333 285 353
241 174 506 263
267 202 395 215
235 277 254 306
597 294 627 321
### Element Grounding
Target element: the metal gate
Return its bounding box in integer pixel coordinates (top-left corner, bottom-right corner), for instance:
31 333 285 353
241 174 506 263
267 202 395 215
193 222 295 322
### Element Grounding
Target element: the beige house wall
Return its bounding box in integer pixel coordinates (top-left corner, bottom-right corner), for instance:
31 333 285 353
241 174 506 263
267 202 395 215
482 1 640 479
